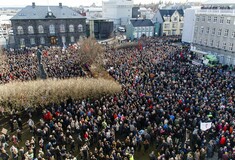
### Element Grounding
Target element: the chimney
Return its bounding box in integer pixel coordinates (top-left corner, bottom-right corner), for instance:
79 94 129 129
59 3 62 8
32 2 35 8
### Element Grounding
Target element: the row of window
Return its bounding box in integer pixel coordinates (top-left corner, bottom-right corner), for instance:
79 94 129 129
134 27 153 32
19 36 76 46
195 26 235 38
195 38 234 51
196 15 232 24
17 24 83 35
164 23 184 29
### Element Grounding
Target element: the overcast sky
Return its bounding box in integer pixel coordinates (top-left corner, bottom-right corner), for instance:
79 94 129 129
0 0 205 7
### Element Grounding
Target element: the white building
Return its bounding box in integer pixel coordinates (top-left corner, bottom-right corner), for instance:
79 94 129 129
102 0 133 28
191 0 235 65
182 7 200 44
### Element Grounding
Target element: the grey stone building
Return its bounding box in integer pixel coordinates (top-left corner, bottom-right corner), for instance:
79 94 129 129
192 0 235 65
11 2 86 48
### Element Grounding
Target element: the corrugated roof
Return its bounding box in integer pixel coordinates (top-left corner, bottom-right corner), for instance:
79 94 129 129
11 5 85 20
159 9 184 21
130 19 154 27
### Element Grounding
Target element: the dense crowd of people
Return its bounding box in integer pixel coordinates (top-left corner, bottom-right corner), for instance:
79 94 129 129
0 36 235 160
0 45 85 84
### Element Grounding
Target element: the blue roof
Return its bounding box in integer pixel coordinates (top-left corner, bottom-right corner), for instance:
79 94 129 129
11 5 85 20
159 9 184 21
130 19 154 27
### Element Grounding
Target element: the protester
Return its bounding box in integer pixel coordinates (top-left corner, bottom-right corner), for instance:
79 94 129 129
0 36 235 160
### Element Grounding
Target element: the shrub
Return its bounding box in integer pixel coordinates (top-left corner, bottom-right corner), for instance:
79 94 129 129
0 78 121 111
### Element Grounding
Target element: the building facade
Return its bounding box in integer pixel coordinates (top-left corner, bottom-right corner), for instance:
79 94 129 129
192 1 235 65
126 19 154 40
153 9 184 36
102 0 133 28
182 7 200 44
11 3 86 48
88 19 113 39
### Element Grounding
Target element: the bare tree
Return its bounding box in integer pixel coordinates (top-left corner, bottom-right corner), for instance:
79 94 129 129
78 37 104 68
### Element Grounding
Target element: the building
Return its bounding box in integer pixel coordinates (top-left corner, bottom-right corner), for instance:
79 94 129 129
10 3 86 48
153 9 184 36
84 7 103 19
191 0 235 65
126 19 154 40
182 7 200 44
132 7 141 18
102 0 133 28
88 19 113 39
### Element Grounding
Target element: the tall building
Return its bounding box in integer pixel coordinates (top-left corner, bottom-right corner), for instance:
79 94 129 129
192 0 235 65
11 3 86 48
182 7 200 44
153 9 184 36
102 0 133 28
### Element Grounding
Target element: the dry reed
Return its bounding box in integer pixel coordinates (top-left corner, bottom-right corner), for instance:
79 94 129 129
0 78 121 110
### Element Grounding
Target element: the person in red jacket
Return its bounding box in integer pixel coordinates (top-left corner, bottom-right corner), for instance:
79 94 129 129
220 135 226 146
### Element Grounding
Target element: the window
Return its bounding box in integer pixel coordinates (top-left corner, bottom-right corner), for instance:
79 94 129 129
38 25 44 34
60 24 65 33
224 29 229 37
172 30 176 35
69 25 74 32
173 16 177 21
222 42 226 49
212 28 215 35
227 18 231 24
30 38 35 45
232 32 235 38
194 26 198 33
78 24 83 32
199 38 202 44
138 27 141 31
206 27 210 34
213 17 217 23
229 43 233 51
219 17 224 24
70 36 75 43
204 39 207 45
40 37 45 44
164 23 170 29
208 16 211 22
146 27 149 31
17 26 24 34
210 40 214 46
61 36 66 43
172 23 177 28
20 38 25 47
217 29 222 36
142 27 145 31
200 26 204 34
196 16 199 22
49 24 55 34
135 27 138 31
216 41 220 48
202 16 205 22
180 23 184 28
149 32 153 36
28 26 34 34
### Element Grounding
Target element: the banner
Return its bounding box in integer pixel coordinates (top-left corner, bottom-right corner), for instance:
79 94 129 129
200 122 212 131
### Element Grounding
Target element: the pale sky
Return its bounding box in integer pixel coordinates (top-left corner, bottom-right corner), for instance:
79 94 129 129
0 0 205 7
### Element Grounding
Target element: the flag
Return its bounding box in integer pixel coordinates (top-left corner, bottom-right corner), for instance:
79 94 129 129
200 122 212 131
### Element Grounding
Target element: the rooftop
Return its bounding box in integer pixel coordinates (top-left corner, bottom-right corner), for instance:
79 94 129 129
11 3 85 20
